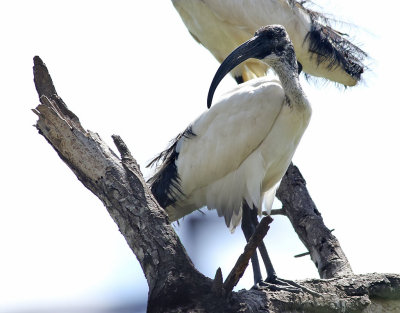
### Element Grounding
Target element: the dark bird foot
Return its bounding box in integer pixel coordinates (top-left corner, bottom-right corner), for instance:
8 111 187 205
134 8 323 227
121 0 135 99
253 276 322 297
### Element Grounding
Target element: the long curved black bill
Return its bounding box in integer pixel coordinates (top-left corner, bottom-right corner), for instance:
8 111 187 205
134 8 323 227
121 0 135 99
207 35 270 108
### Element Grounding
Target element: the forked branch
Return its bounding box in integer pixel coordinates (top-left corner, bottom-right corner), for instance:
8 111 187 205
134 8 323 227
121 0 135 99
32 56 400 313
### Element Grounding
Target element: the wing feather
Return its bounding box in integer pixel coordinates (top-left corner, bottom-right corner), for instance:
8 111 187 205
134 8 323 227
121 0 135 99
177 77 285 203
172 0 366 85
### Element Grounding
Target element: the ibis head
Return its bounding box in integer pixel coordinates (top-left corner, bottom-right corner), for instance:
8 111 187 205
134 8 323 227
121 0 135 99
150 24 312 287
207 25 296 108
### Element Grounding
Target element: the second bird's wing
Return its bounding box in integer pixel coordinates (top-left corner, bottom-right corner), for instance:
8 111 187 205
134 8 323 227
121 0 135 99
173 0 366 85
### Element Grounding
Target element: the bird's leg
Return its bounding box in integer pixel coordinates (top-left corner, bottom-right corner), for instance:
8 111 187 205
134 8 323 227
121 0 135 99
241 202 263 285
242 203 293 291
245 203 320 295
257 240 304 293
243 203 281 282
257 241 277 281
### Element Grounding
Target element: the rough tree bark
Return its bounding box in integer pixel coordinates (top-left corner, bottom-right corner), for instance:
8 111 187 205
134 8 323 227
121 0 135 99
32 56 400 312
277 164 353 279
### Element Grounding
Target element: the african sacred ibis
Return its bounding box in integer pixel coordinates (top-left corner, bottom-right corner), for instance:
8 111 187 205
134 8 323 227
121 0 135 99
172 0 366 85
149 25 311 286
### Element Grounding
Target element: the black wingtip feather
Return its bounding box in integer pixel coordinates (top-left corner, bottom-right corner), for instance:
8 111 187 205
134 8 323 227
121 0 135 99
293 0 367 82
147 126 195 208
305 22 367 80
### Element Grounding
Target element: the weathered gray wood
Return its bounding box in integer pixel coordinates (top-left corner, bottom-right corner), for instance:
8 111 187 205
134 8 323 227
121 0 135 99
236 273 400 313
32 56 213 313
32 56 400 313
277 163 353 278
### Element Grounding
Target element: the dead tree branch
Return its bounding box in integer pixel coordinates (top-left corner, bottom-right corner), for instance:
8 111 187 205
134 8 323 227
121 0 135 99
32 56 400 312
32 56 213 313
277 164 353 278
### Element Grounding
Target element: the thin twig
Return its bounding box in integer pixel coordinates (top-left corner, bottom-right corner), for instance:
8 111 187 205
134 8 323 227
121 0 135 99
294 251 311 258
223 216 273 294
262 209 286 216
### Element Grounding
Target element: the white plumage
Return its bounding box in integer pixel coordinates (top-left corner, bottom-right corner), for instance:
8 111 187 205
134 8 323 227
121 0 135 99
172 78 309 229
149 3 366 286
149 25 311 231
172 0 366 85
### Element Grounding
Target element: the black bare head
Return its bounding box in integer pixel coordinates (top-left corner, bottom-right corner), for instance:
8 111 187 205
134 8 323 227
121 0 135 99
207 25 297 108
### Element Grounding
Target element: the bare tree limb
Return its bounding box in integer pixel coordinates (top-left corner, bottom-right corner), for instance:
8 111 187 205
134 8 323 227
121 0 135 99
237 273 400 313
277 163 353 278
32 56 213 313
32 56 400 312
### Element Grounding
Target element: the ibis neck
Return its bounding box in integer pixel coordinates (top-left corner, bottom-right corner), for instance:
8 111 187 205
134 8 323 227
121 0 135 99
272 60 309 109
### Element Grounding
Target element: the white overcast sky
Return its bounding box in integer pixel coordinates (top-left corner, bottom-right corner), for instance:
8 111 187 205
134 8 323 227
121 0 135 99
1 0 399 312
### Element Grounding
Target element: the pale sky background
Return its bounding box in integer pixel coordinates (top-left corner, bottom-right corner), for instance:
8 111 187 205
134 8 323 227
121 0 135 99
1 1 399 312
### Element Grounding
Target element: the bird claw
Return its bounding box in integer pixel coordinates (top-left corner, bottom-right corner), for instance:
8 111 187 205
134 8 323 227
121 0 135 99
253 277 322 297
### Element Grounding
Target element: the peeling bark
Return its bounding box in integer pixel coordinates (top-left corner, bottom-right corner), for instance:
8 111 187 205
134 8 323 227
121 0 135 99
32 56 400 312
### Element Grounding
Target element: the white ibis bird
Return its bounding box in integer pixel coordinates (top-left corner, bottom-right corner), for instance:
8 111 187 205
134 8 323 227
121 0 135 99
148 25 312 288
172 0 366 85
